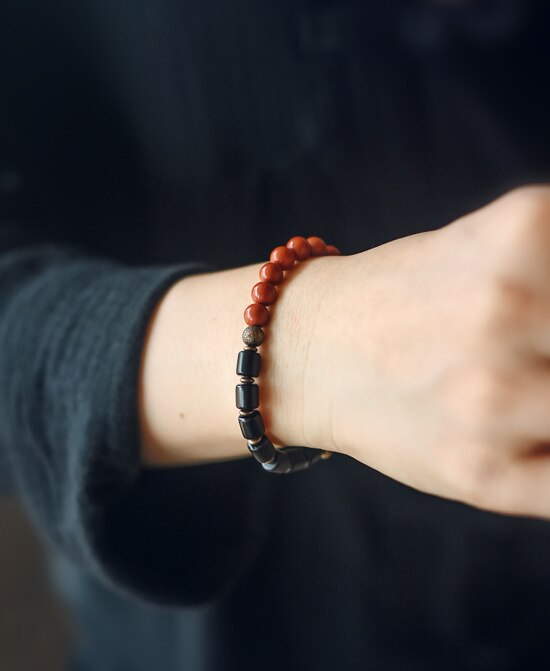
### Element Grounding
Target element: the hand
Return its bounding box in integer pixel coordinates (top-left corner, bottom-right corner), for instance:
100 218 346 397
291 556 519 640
297 186 550 518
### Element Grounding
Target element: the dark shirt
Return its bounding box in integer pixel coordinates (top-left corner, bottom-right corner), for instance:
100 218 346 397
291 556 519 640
2 2 550 669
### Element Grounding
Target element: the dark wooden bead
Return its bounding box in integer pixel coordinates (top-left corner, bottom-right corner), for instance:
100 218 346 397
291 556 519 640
306 236 326 256
244 303 270 326
251 281 277 305
235 383 259 411
270 245 295 270
248 435 277 464
242 325 264 347
287 236 312 260
259 262 284 285
238 410 265 441
236 349 261 377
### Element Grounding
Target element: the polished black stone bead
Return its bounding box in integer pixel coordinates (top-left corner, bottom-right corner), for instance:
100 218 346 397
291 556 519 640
263 446 325 474
235 383 259 411
238 410 265 441
247 435 276 464
236 349 261 377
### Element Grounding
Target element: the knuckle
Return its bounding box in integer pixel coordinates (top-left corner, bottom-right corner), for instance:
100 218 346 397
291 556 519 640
473 371 514 423
499 187 550 241
475 278 535 336
503 186 550 220
442 364 516 428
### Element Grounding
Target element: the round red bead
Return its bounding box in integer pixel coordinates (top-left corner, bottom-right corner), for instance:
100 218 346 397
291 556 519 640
286 236 312 261
307 236 326 256
259 262 283 284
270 245 295 270
252 281 277 305
325 245 341 256
244 303 270 326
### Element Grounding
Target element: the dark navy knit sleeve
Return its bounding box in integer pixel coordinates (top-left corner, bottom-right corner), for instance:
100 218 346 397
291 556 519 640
0 245 272 605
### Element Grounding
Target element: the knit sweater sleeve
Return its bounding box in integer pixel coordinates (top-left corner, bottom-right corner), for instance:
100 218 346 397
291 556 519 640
0 244 271 606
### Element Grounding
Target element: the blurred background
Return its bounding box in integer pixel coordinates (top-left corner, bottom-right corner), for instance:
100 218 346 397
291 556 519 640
0 497 71 670
2 1 550 669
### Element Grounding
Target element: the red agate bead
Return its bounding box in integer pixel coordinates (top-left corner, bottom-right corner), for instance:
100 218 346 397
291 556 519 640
259 262 283 284
270 245 295 270
286 236 312 260
306 236 326 256
252 282 277 305
244 303 270 326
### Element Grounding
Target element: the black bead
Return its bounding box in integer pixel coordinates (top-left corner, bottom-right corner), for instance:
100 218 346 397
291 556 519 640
238 410 265 441
262 447 326 474
247 435 276 464
236 349 261 377
235 383 259 411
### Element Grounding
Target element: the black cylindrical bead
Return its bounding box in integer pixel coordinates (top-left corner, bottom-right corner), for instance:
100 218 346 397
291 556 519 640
263 447 325 474
235 383 259 411
247 435 276 464
236 349 261 377
238 410 265 441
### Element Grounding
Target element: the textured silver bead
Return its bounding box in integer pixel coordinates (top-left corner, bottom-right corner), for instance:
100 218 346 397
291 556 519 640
242 325 265 347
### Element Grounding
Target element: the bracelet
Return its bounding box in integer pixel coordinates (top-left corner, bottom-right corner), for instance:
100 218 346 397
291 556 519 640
235 236 340 474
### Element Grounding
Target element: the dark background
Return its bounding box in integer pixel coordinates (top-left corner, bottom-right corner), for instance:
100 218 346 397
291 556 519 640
2 1 550 669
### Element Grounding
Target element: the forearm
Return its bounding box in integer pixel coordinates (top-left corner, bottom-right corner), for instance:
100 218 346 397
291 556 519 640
138 257 337 466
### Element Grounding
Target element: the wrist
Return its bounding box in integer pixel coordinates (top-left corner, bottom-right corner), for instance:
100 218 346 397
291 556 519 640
139 263 264 466
262 254 346 453
139 254 344 467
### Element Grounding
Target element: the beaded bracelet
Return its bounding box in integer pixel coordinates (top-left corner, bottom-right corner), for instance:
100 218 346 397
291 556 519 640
236 236 340 474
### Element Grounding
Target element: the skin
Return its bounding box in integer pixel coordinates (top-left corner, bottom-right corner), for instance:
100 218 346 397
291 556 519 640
140 186 550 519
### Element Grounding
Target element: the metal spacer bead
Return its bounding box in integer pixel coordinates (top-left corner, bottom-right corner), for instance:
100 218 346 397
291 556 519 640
243 345 257 351
248 435 264 446
239 410 254 416
240 376 254 384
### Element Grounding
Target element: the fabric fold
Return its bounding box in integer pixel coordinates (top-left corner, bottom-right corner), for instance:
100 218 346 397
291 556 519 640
0 245 270 604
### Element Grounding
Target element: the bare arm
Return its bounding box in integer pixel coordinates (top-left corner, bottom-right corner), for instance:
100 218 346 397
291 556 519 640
139 256 335 466
140 187 550 519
